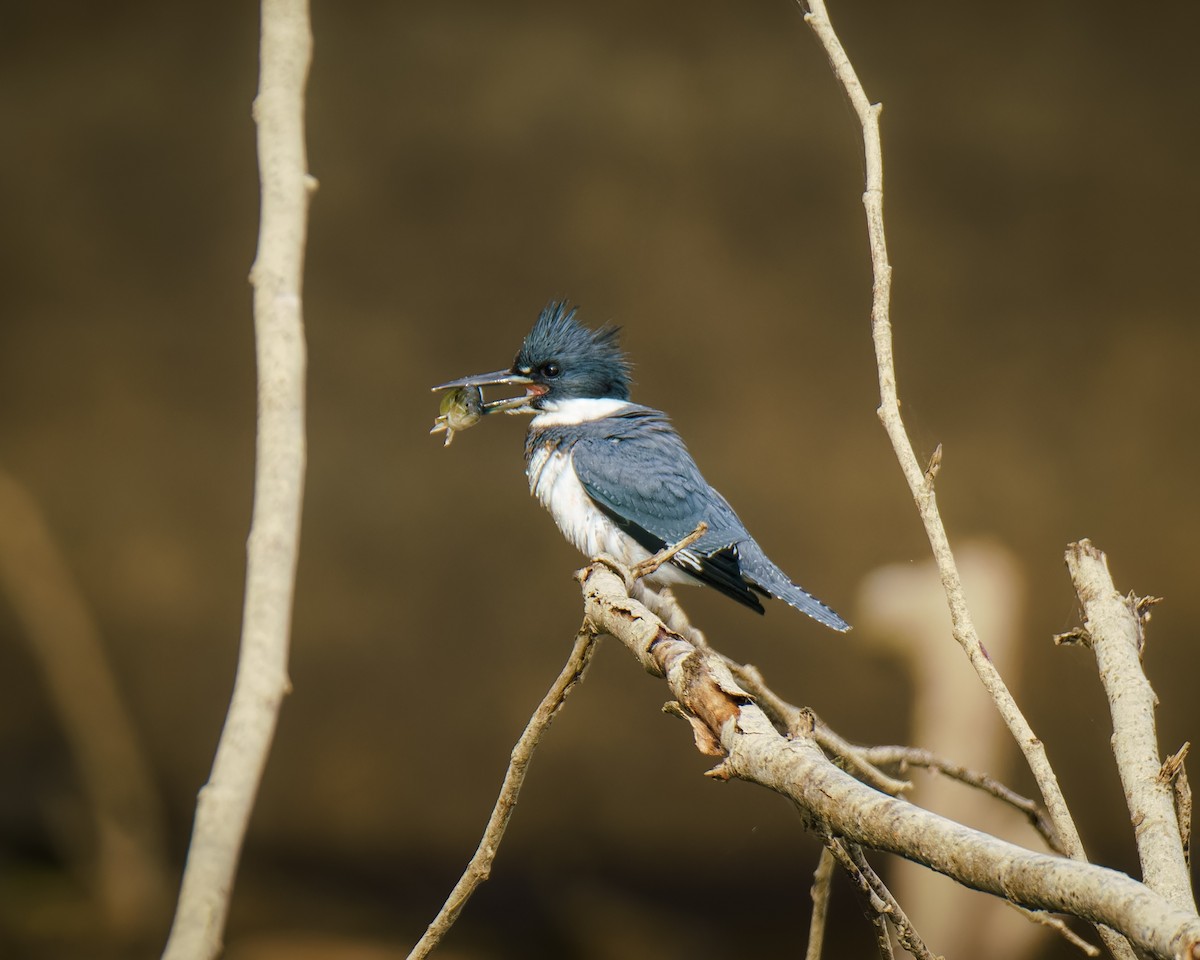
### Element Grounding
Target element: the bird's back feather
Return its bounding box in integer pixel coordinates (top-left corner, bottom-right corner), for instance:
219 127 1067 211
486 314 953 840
527 404 849 630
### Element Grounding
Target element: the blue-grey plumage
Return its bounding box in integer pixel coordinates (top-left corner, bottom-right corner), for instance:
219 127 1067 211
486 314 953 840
432 301 850 632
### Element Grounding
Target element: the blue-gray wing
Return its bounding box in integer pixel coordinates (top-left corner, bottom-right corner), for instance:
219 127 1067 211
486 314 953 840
569 412 764 611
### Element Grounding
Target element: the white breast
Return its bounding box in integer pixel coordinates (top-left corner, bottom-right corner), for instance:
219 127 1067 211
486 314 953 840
526 442 693 587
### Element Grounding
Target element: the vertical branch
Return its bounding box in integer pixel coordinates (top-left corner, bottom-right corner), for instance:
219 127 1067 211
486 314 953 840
798 4 1132 957
161 2 312 958
1064 540 1195 913
805 846 836 960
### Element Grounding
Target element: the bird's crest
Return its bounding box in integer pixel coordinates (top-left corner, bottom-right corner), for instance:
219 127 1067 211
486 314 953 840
516 301 632 400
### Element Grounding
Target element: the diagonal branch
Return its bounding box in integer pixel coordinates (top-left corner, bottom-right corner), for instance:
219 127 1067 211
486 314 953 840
406 626 600 960
858 745 1061 854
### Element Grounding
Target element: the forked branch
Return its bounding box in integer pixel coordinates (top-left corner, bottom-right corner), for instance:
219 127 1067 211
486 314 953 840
797 2 1134 956
578 558 1200 960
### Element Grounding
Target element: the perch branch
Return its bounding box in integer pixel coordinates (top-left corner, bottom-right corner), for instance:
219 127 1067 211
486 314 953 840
406 626 600 960
579 559 1200 960
161 2 312 958
1064 540 1195 913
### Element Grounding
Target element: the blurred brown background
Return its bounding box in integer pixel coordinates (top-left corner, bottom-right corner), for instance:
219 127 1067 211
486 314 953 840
1 1 1198 958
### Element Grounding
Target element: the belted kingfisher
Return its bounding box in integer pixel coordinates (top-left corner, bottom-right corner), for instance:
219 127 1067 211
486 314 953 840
434 301 849 632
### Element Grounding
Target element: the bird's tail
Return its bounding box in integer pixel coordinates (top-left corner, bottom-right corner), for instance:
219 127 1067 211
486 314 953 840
739 541 851 632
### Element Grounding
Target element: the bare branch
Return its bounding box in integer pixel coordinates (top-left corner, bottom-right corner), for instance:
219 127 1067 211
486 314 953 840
579 560 1200 960
823 839 895 958
870 913 897 960
814 727 912 798
845 843 936 960
859 745 1060 854
726 658 1059 851
406 626 600 960
1064 540 1195 913
805 847 836 960
1162 741 1192 870
724 660 911 795
797 2 1131 955
822 837 936 960
161 2 312 957
1158 744 1195 872
1159 743 1191 785
1007 904 1100 957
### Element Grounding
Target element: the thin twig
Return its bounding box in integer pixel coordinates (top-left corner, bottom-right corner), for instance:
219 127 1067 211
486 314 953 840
1008 904 1100 957
824 838 924 959
845 844 936 960
870 913 896 960
1064 540 1195 914
797 3 1131 957
161 3 312 958
823 839 891 922
1178 768 1193 872
1159 743 1191 785
406 626 600 960
860 745 1060 853
1160 741 1191 869
805 846 837 960
630 521 708 580
809 717 911 796
723 660 911 795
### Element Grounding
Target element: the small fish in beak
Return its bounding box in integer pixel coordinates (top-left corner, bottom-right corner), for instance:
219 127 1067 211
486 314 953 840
429 370 540 446
429 384 485 446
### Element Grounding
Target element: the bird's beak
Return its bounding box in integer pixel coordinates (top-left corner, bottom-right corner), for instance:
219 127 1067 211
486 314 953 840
431 369 544 415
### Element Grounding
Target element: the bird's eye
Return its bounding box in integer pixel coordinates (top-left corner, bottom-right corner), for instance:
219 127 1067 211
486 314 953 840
542 362 561 378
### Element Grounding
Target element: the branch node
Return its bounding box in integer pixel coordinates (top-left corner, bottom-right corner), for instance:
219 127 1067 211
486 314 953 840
922 443 943 488
662 700 687 721
1158 742 1191 785
1131 593 1163 657
1009 904 1100 957
1053 626 1092 648
663 699 724 757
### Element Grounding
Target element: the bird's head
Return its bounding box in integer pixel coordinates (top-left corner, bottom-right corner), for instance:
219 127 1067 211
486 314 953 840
433 301 631 414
